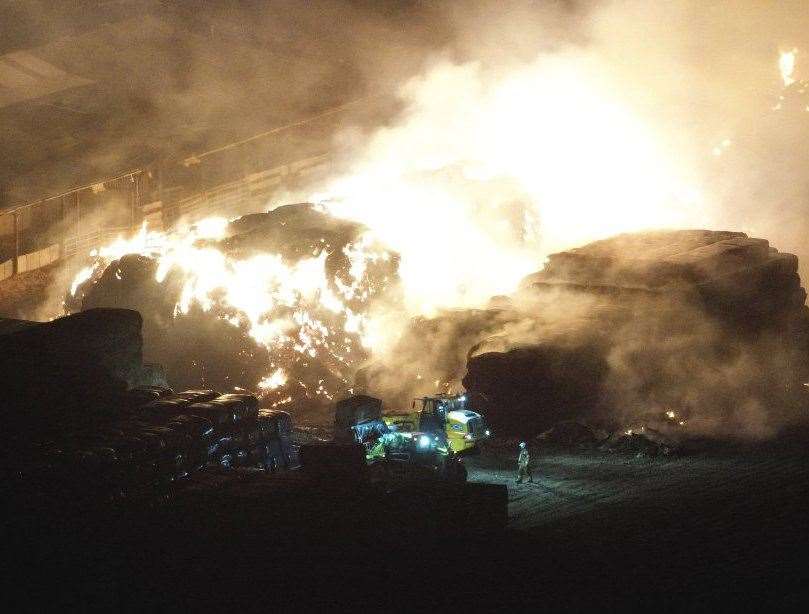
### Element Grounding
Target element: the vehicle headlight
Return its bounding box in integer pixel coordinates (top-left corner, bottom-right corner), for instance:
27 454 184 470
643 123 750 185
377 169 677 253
418 435 431 448
464 434 473 441
485 429 490 436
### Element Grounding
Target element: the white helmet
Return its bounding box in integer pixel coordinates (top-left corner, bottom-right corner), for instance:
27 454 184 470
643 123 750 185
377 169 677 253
519 441 526 449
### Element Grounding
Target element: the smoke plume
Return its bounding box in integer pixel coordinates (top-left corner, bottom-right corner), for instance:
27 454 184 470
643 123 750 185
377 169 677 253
17 1 809 437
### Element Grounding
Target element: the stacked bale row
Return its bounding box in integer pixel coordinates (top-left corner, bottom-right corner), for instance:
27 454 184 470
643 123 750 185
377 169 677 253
141 390 296 472
362 230 809 439
12 388 296 502
468 230 809 438
0 309 146 436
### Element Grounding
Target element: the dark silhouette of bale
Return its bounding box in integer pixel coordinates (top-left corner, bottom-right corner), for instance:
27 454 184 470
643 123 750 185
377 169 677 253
464 344 608 438
537 421 600 446
602 432 676 457
0 308 145 436
0 317 39 335
334 394 383 430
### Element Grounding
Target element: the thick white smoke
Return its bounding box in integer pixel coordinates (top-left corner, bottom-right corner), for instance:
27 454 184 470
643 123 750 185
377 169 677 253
312 0 809 319
308 1 809 437
319 52 704 317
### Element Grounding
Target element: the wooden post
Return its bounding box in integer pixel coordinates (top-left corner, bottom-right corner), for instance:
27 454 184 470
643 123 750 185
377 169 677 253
131 173 139 229
157 161 163 206
76 190 81 249
12 211 19 275
60 195 66 259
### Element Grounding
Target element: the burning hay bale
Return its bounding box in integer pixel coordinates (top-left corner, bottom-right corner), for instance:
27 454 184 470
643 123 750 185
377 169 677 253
473 231 809 439
354 308 525 411
67 203 400 417
464 343 608 438
525 230 807 332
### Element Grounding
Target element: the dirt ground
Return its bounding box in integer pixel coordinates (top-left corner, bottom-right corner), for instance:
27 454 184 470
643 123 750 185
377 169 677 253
9 432 809 610
464 441 809 608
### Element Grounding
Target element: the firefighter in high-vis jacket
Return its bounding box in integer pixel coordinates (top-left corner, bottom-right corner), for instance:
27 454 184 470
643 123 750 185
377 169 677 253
516 441 532 483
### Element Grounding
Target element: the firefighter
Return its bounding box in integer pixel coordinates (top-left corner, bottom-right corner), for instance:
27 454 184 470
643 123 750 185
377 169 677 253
516 441 532 483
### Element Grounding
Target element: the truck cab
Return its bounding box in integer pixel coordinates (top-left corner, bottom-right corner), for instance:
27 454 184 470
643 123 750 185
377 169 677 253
445 408 490 453
383 394 490 454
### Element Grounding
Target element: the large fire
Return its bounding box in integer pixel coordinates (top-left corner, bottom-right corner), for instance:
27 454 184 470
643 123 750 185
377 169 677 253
317 55 704 314
67 49 800 409
68 209 395 407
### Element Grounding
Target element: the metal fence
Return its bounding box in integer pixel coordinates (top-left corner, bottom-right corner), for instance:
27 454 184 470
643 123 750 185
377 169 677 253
0 170 143 277
61 226 137 258
164 152 331 227
0 146 333 281
0 97 359 281
0 258 12 281
17 243 60 274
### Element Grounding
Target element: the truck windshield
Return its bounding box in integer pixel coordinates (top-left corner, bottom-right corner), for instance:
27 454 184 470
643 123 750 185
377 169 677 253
467 418 484 435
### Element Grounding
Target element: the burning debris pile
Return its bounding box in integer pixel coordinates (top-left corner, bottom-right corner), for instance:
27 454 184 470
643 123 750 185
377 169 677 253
67 204 399 417
365 230 809 440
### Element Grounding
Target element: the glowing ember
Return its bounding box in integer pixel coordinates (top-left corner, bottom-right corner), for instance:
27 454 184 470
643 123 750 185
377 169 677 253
712 139 732 157
258 368 288 391
271 396 293 408
70 263 99 297
780 49 798 87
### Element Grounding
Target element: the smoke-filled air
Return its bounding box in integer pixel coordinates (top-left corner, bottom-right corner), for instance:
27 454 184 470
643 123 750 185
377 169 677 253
12 2 809 604
64 0 809 437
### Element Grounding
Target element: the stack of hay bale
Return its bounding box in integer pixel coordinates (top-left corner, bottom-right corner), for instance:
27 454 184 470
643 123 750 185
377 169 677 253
13 388 297 502
466 230 809 438
362 230 809 440
1 308 296 503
